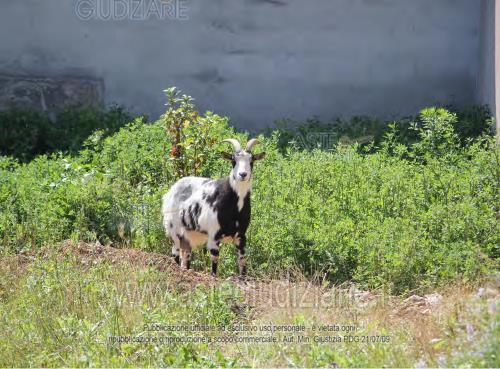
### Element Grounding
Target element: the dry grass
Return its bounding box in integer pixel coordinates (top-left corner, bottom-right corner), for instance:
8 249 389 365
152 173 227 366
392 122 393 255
229 276 498 367
1 241 498 367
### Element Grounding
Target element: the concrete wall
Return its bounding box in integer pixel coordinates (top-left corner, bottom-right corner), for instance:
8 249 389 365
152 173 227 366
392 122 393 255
496 0 500 130
0 0 484 130
477 0 495 117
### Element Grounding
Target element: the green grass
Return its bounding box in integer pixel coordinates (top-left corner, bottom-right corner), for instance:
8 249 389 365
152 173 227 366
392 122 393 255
0 248 497 367
0 251 243 367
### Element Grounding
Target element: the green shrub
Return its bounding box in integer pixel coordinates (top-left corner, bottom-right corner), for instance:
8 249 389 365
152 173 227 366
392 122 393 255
0 98 239 252
271 115 389 153
0 105 133 161
412 107 460 159
250 140 498 293
454 105 495 141
271 105 494 154
0 108 53 162
161 87 243 180
0 99 497 293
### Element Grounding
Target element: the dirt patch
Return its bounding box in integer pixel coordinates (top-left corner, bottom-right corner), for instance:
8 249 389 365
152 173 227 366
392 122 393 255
1 240 217 290
67 240 221 289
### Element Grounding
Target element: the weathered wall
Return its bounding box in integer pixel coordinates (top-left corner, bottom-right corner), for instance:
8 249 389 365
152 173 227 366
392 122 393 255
477 0 496 120
496 0 500 129
0 0 484 129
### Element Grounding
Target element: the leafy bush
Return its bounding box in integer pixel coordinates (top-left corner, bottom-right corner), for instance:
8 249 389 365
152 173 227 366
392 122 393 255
161 87 242 180
272 105 494 154
454 105 495 142
0 97 238 252
271 115 389 153
250 140 498 292
0 95 497 293
0 105 133 161
0 108 53 162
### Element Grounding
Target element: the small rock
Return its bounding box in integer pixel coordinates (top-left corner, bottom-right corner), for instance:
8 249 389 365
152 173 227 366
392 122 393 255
424 293 443 306
404 295 426 305
476 287 496 299
466 323 475 337
414 359 427 368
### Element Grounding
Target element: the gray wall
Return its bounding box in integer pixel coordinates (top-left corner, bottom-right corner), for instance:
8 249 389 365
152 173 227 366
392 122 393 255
0 0 485 130
496 0 500 128
477 0 496 117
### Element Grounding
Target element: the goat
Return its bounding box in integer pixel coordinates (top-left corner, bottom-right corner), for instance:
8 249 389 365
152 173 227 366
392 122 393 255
161 138 266 276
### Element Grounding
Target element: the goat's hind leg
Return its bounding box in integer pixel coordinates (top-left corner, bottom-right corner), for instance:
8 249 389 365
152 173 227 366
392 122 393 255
207 237 220 277
179 236 192 270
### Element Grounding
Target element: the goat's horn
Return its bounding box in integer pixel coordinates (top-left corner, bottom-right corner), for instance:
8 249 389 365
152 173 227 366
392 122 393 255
245 138 260 152
222 138 242 152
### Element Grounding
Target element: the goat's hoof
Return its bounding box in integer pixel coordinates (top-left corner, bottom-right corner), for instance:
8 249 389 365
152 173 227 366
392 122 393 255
237 275 247 283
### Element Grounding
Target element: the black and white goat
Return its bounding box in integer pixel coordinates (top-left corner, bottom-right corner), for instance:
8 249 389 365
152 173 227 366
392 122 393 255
161 138 265 276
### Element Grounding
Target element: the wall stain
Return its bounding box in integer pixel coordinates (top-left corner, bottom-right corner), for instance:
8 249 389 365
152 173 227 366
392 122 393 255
249 0 288 6
191 68 227 84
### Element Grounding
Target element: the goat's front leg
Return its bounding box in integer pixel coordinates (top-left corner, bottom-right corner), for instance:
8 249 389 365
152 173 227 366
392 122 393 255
207 237 220 277
235 234 247 276
172 237 181 266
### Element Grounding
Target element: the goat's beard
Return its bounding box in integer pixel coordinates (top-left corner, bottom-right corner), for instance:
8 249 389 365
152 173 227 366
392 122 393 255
230 172 252 195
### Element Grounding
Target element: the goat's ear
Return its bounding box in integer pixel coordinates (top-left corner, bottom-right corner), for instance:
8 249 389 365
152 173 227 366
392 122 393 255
221 152 233 161
252 152 266 161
